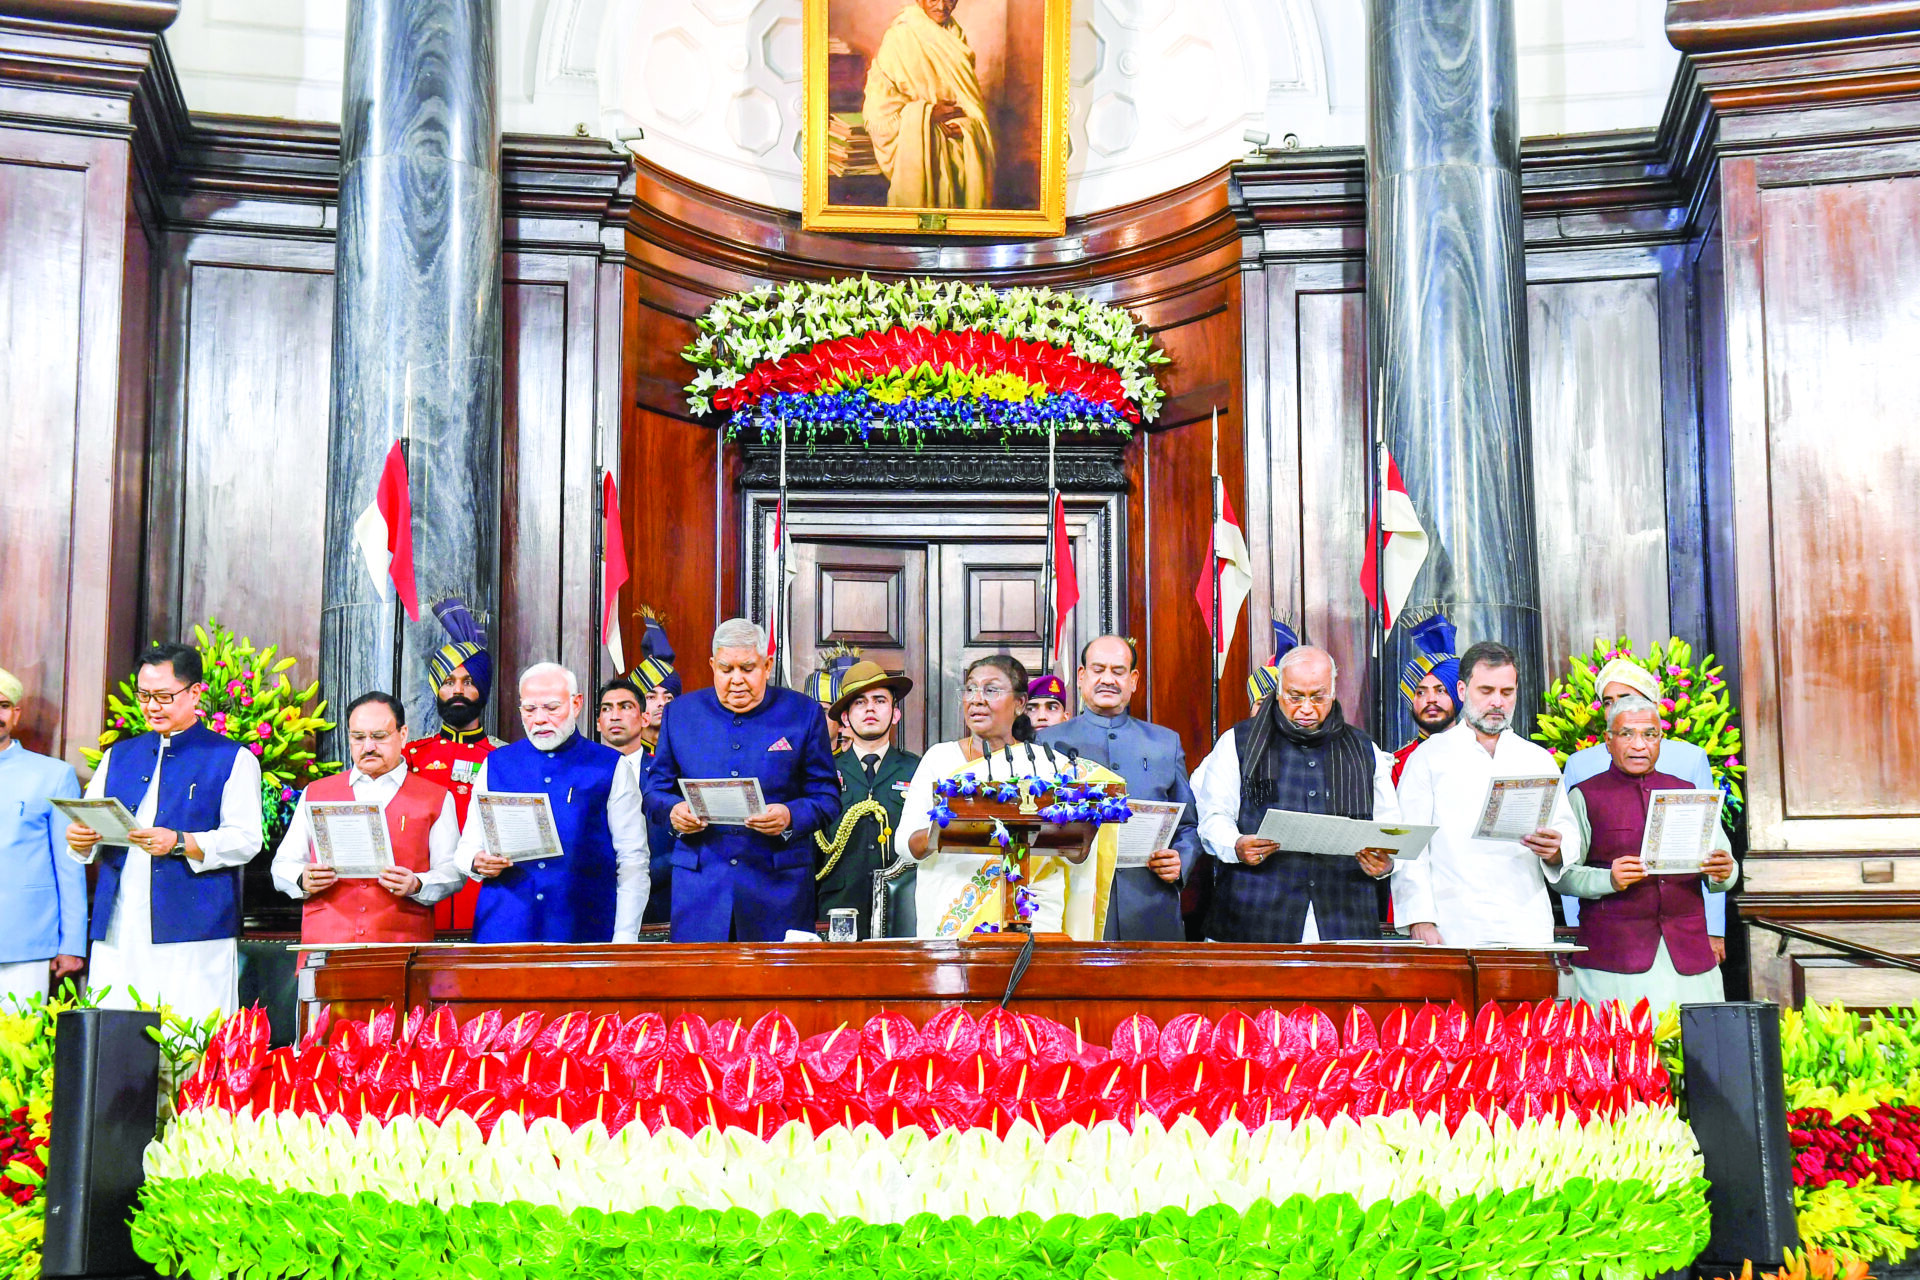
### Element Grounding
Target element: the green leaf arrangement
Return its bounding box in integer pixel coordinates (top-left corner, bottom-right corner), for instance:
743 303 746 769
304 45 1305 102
131 1176 1710 1280
82 619 340 846
1530 635 1745 827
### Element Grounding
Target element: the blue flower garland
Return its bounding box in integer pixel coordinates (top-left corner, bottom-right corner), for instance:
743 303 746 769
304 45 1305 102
730 390 1129 450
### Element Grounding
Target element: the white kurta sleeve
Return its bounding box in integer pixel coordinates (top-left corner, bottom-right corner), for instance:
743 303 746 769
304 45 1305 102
1541 781 1580 886
1370 747 1402 822
1389 742 1439 930
68 748 111 864
270 792 316 899
410 790 466 906
607 760 650 942
896 750 942 861
1189 732 1244 865
452 761 491 877
188 747 264 872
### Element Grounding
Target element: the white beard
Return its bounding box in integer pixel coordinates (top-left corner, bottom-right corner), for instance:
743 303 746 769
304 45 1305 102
529 720 578 751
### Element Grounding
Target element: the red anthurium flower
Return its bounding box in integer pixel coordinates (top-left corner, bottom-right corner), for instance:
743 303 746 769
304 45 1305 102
496 1010 545 1056
456 1008 502 1057
1109 1014 1160 1066
666 1013 710 1062
862 1011 918 1065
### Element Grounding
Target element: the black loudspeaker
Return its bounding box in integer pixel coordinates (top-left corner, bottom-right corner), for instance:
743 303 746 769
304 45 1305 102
1681 1001 1800 1271
40 1009 161 1278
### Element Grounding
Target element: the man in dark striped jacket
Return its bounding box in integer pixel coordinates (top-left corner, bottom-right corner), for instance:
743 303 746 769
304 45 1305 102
1189 646 1400 943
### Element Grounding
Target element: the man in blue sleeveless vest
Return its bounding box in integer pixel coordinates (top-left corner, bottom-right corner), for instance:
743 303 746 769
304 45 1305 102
64 642 263 1020
644 618 842 942
453 662 648 942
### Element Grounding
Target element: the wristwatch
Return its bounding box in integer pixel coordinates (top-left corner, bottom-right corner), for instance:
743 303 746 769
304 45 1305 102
170 834 187 856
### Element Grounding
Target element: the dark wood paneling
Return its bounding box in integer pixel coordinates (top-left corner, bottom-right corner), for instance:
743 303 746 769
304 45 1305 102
1757 176 1920 820
0 147 88 754
0 126 144 765
500 274 569 717
305 942 1560 1038
174 260 334 681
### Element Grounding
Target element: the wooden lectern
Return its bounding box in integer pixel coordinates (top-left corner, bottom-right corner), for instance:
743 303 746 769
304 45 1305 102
932 780 1119 936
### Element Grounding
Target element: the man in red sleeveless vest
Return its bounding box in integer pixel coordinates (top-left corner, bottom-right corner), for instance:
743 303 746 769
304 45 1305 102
404 598 499 931
273 692 463 943
1553 694 1738 1009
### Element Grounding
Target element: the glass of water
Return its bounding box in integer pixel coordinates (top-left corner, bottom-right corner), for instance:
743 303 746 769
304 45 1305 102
827 908 859 943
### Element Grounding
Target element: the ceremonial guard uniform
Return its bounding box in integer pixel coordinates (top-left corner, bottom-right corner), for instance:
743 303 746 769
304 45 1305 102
644 685 841 942
815 663 920 939
1392 614 1460 785
629 613 681 925
1039 711 1200 940
406 599 500 931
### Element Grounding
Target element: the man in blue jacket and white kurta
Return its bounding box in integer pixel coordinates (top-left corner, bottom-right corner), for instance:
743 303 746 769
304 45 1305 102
0 667 86 1006
65 643 263 1021
644 618 841 942
454 662 648 942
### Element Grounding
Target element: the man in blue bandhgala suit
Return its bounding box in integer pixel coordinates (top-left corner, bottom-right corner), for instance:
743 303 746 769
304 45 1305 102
644 618 841 942
455 662 649 942
0 666 86 1006
64 642 264 1021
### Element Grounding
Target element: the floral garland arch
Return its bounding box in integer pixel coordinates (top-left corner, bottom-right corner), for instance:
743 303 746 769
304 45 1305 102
682 277 1170 448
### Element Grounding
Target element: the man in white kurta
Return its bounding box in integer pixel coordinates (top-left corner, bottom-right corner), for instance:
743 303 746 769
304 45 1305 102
1392 641 1572 949
67 645 261 1021
862 0 996 209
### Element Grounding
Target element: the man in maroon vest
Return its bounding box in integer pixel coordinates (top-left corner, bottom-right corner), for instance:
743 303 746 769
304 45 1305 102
271 692 463 944
1554 694 1738 1008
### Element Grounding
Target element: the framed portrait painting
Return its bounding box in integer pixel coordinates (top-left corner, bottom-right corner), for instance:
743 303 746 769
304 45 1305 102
804 0 1070 236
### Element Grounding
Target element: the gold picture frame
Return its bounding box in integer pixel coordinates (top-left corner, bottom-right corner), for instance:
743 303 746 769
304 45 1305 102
804 0 1070 236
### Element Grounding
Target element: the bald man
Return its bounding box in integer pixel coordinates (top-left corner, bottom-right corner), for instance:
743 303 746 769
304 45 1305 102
1190 646 1401 943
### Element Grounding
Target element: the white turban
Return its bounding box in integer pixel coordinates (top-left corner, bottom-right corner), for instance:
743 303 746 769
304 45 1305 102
1593 656 1660 703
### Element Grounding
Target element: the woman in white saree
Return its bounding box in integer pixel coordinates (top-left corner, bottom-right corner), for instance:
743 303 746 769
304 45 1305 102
895 655 1120 938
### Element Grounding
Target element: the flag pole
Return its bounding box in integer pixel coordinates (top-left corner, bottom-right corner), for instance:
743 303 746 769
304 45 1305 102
1370 368 1388 736
1044 420 1057 676
391 435 408 702
592 465 607 707
777 418 790 688
1209 407 1221 745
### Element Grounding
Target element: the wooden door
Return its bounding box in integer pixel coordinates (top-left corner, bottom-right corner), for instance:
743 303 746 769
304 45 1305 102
932 541 1086 743
788 540 929 752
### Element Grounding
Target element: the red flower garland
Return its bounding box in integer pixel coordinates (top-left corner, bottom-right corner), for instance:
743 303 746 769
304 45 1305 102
710 326 1135 421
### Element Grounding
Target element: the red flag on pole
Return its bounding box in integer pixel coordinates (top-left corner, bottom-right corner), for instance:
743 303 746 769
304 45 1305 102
351 440 418 620
1360 449 1430 629
1051 492 1078 662
1193 488 1253 675
601 472 629 671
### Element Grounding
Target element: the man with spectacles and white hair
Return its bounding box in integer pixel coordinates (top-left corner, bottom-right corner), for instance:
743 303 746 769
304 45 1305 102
454 663 648 943
65 642 263 1020
1551 693 1738 1007
1190 645 1401 943
642 618 841 942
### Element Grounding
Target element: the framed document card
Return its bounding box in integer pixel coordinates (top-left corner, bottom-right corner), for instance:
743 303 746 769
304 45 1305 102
475 792 564 863
308 801 394 879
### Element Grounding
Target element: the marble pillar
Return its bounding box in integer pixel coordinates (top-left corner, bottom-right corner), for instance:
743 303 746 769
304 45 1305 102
320 0 501 741
1366 0 1543 739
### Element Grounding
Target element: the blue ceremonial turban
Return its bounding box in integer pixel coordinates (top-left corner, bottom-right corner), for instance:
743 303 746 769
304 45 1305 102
804 652 860 709
427 597 492 704
1399 612 1459 710
631 611 680 696
1246 620 1301 704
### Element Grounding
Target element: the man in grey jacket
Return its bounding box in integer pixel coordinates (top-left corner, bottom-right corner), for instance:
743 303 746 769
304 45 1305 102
1037 636 1200 940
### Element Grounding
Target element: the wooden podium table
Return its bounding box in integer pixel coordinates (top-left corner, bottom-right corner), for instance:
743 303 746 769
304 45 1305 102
301 941 1559 1042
